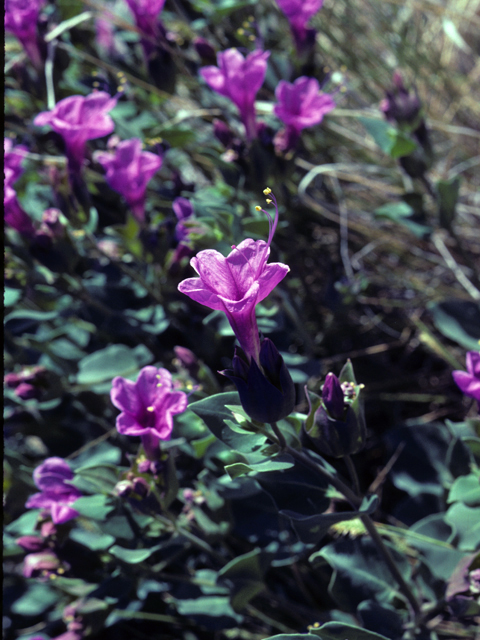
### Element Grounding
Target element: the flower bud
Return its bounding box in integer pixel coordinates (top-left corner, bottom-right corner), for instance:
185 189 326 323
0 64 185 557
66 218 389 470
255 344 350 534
16 536 45 552
221 338 295 423
193 37 217 65
303 361 366 458
23 550 61 578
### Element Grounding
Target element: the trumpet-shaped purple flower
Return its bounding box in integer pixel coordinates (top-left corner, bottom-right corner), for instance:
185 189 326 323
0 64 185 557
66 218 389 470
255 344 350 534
94 138 162 222
200 48 270 142
274 77 335 134
178 190 289 364
125 0 165 39
453 351 480 406
25 457 81 524
275 0 323 54
274 77 335 151
34 92 117 176
5 0 45 68
111 367 188 459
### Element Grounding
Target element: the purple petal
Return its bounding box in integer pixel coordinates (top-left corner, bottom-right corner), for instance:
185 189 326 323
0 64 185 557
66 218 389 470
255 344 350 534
111 376 143 416
51 503 79 524
466 351 480 378
191 250 238 300
453 371 480 403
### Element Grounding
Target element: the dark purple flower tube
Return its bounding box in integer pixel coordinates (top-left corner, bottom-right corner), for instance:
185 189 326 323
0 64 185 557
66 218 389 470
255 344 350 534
221 338 295 423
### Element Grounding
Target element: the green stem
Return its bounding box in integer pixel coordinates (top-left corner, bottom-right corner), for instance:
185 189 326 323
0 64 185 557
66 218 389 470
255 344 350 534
344 454 361 496
270 422 287 450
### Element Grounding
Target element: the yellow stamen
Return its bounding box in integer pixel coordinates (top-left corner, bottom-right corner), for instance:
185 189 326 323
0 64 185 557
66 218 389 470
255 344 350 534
147 406 155 412
266 198 272 204
255 205 262 211
263 187 272 195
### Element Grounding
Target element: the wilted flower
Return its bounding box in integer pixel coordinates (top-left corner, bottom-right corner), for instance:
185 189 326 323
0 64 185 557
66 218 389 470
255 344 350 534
94 138 162 222
111 366 188 459
275 0 323 55
4 0 45 69
273 76 335 152
178 189 289 364
25 457 81 524
221 338 295 423
34 92 117 176
453 351 480 406
200 48 270 141
304 362 366 458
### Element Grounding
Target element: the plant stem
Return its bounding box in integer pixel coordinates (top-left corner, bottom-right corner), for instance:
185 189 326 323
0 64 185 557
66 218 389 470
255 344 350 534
270 422 287 450
344 454 361 496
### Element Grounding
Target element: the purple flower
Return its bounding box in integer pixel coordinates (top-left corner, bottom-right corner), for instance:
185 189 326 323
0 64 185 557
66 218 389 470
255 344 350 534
173 197 195 243
178 189 289 364
273 77 335 152
4 139 36 236
5 0 45 68
34 91 117 176
453 351 480 405
200 48 270 142
111 366 188 459
4 138 28 182
275 0 323 54
94 138 162 222
274 77 335 134
125 0 165 39
25 457 81 524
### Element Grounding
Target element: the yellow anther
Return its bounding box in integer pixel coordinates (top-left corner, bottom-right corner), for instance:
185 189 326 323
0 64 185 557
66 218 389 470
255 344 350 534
147 406 155 412
266 198 272 204
248 35 256 41
237 28 245 35
263 187 271 195
156 383 163 387
255 205 262 211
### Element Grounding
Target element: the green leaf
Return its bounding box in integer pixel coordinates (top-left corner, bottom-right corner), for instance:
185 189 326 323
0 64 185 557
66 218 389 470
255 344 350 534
76 344 153 385
286 495 378 544
437 177 461 229
72 495 115 521
71 442 122 469
409 514 467 580
71 465 120 494
4 287 22 307
109 544 161 564
374 202 431 238
4 309 59 324
358 117 395 154
445 503 480 551
70 529 116 551
11 583 58 616
310 622 391 640
428 300 480 350
448 472 480 506
50 576 98 597
311 536 411 610
189 392 241 441
218 548 270 611
174 595 242 622
388 129 417 159
5 510 40 536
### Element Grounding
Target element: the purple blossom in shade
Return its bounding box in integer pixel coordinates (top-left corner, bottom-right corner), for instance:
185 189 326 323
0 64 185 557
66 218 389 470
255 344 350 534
453 351 480 405
200 48 270 142
178 190 289 364
4 138 28 182
275 0 323 54
25 457 82 524
110 367 188 460
94 138 163 222
34 91 117 176
4 0 45 69
274 77 335 138
4 139 36 236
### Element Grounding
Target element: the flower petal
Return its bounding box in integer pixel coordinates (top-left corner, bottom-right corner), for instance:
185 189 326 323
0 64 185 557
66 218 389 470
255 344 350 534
111 376 143 416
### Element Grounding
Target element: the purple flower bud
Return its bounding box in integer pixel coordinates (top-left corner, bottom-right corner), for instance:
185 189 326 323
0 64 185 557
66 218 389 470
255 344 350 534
114 480 134 497
14 382 41 400
193 37 217 65
321 373 345 421
132 477 150 498
380 71 422 126
213 119 234 148
221 338 295 424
